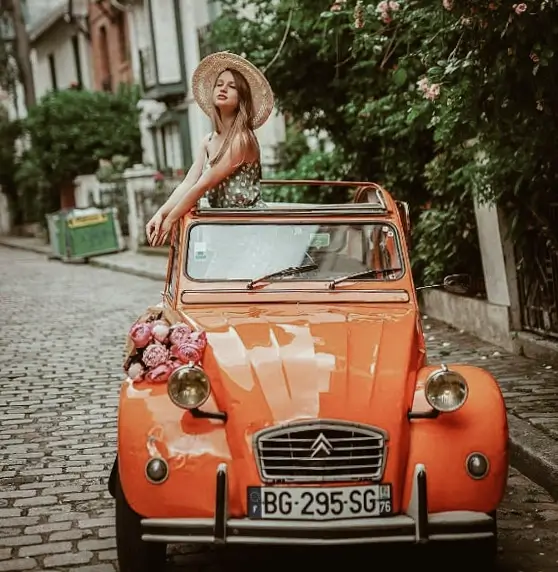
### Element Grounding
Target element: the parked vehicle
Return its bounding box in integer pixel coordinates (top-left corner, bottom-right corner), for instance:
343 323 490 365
109 181 508 571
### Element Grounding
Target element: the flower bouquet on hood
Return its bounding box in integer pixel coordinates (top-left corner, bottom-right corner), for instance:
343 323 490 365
123 309 207 384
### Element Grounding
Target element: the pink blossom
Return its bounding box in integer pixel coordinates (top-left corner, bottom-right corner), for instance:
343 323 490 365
142 343 170 368
152 320 170 343
380 11 392 23
330 1 343 11
129 322 152 349
377 0 389 11
146 362 174 384
172 343 203 364
188 330 208 350
530 52 540 63
169 323 193 346
443 0 453 10
424 83 441 101
513 3 527 14
388 1 400 11
417 77 429 92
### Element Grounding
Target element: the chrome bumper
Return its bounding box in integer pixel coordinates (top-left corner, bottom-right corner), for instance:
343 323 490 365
141 463 495 546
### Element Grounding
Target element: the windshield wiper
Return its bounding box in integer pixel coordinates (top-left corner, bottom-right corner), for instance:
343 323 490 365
328 268 402 290
246 263 318 290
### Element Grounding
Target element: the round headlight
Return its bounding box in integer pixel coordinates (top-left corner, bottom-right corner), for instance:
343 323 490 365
424 365 468 412
167 365 211 410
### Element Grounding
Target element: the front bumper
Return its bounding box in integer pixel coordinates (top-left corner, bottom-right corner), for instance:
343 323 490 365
141 463 495 546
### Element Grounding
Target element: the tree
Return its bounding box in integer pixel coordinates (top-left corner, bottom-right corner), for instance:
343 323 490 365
0 0 35 108
22 85 142 209
209 0 558 284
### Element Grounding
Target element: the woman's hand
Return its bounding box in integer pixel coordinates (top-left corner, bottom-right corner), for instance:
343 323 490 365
152 216 175 247
145 211 164 246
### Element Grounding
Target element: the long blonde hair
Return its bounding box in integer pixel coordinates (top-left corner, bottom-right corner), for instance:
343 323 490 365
209 68 260 167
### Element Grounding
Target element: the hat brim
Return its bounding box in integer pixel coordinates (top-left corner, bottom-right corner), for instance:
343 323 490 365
192 52 274 130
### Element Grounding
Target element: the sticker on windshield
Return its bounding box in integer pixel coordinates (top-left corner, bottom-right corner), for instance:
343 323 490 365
193 242 207 260
309 233 330 248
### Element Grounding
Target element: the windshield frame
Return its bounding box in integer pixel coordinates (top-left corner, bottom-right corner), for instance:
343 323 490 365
183 219 407 285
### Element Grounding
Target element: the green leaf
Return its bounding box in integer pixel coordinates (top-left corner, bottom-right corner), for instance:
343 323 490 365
393 67 408 86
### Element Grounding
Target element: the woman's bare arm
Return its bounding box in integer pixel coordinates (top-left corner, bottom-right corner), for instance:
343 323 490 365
165 135 253 222
155 134 210 217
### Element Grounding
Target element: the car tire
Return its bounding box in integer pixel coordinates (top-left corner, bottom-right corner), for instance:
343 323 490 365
429 514 498 572
115 475 167 572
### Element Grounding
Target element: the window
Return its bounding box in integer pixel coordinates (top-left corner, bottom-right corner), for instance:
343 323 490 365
115 11 128 63
71 35 82 88
48 53 57 91
186 222 404 282
99 25 111 91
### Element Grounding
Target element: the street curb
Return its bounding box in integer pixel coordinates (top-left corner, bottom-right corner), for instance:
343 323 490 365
0 238 50 256
88 258 166 282
507 414 558 501
2 236 558 500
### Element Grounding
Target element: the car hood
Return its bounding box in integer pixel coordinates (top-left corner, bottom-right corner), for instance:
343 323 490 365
183 303 422 428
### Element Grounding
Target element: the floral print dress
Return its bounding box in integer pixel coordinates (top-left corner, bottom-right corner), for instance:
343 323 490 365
202 133 265 208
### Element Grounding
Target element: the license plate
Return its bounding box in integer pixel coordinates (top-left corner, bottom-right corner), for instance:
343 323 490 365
247 484 392 520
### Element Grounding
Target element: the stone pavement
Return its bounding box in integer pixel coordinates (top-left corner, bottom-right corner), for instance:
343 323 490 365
1 244 558 571
1 235 558 499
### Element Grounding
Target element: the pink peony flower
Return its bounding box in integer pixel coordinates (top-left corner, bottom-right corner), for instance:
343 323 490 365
169 323 193 346
388 1 400 11
424 83 441 101
142 343 170 368
188 330 207 349
377 0 389 11
152 320 170 343
417 77 429 92
172 343 203 364
330 1 343 11
129 322 152 348
513 3 527 14
380 11 391 23
443 0 453 10
146 362 173 383
127 362 145 382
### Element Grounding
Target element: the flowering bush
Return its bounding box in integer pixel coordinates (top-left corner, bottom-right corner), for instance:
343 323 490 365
211 0 558 283
124 312 207 384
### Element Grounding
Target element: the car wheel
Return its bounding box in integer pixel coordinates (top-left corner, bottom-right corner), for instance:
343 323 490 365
115 475 167 572
429 515 498 572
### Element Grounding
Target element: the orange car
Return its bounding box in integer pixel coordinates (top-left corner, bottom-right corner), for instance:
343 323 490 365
109 181 508 571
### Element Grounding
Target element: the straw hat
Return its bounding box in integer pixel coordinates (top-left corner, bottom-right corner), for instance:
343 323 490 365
192 51 274 130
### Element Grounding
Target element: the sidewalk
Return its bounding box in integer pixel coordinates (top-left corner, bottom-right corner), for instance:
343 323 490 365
2 235 558 499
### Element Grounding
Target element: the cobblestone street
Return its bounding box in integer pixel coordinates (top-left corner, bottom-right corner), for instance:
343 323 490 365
1 246 558 571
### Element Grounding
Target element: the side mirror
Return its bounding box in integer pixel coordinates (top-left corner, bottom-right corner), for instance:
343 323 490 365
443 273 471 295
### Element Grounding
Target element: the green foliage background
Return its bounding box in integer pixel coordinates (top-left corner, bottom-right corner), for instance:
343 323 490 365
209 0 558 284
0 85 142 224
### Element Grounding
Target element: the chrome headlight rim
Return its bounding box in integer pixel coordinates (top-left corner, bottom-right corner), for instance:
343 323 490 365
424 364 469 413
465 451 490 480
167 363 211 410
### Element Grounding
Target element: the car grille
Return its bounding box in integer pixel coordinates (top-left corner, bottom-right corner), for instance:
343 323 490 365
254 420 387 483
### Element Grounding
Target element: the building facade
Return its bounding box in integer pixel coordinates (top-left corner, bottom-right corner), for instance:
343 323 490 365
88 0 133 92
125 0 285 173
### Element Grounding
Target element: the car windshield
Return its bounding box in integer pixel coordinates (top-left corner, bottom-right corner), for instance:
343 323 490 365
186 222 404 283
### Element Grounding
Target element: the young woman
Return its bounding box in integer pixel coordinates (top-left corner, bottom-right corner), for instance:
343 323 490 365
146 51 274 247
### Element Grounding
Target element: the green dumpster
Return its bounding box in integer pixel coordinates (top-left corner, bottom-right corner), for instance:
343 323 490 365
46 206 124 262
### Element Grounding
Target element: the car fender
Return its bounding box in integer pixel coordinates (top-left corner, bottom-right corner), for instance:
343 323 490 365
403 364 509 513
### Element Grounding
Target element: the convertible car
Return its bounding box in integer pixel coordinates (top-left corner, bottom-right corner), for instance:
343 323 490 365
109 181 508 571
